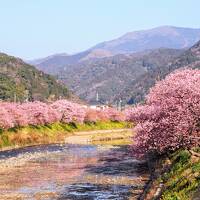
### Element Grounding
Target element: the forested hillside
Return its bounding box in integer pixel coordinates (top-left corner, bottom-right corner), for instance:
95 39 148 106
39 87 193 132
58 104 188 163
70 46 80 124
121 40 200 104
0 53 73 102
47 48 183 103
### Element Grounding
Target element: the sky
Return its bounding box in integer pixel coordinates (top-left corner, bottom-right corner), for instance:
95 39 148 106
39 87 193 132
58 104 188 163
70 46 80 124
0 0 200 60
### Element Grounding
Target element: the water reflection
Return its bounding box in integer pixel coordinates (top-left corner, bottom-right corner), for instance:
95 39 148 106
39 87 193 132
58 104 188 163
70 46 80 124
0 144 148 200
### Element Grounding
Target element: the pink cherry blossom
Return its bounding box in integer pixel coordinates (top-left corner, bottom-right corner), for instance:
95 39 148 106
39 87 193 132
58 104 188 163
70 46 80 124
104 108 125 122
0 99 125 130
130 69 200 158
51 100 86 123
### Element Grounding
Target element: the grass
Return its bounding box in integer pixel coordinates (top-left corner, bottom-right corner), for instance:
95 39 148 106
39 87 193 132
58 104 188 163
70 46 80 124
143 148 200 200
0 121 131 149
161 149 200 200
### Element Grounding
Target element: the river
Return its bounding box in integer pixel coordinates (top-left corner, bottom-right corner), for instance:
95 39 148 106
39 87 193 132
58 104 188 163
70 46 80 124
0 136 148 200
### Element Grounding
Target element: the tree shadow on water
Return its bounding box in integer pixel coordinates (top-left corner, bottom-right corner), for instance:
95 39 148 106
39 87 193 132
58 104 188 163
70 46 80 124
85 146 148 176
57 183 137 200
57 146 148 200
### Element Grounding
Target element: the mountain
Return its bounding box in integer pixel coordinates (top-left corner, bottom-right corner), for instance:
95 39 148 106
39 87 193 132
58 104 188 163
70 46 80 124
118 40 200 104
92 26 200 54
31 26 200 73
53 48 183 103
28 50 113 75
31 26 200 104
0 53 74 102
36 40 200 105
28 53 69 66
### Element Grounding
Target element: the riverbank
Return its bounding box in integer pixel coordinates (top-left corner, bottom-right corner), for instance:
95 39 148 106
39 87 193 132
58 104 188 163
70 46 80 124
0 121 132 150
139 148 200 200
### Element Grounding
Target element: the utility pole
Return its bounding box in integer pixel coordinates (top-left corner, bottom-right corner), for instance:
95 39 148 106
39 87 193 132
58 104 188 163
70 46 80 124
14 93 17 103
24 90 29 102
120 99 122 111
96 92 99 102
117 99 122 111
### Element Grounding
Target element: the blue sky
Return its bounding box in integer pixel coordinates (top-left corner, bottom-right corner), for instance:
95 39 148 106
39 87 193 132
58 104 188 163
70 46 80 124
0 0 200 59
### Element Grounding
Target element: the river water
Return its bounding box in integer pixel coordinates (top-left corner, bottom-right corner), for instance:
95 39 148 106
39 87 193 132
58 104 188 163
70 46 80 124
0 144 148 200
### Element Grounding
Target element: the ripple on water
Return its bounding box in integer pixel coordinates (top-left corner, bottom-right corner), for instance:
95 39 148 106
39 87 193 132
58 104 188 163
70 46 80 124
58 183 137 200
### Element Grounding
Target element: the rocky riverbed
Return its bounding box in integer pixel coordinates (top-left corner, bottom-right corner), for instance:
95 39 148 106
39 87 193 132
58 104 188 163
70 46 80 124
0 132 149 200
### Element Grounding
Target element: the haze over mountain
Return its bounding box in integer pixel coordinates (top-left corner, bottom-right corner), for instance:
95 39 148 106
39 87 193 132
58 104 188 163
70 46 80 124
29 53 69 66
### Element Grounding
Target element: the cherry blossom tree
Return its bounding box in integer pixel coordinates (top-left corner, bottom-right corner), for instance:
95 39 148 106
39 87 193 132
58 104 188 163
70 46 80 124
0 99 125 130
84 109 100 123
84 109 112 122
130 69 200 158
51 100 86 123
0 104 15 129
105 108 125 122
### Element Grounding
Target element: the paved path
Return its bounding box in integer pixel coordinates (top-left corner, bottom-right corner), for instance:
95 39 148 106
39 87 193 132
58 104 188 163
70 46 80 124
65 129 132 144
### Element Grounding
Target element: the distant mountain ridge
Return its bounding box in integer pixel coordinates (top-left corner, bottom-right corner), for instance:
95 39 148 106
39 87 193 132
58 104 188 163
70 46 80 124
92 26 200 54
29 53 69 66
30 26 200 72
